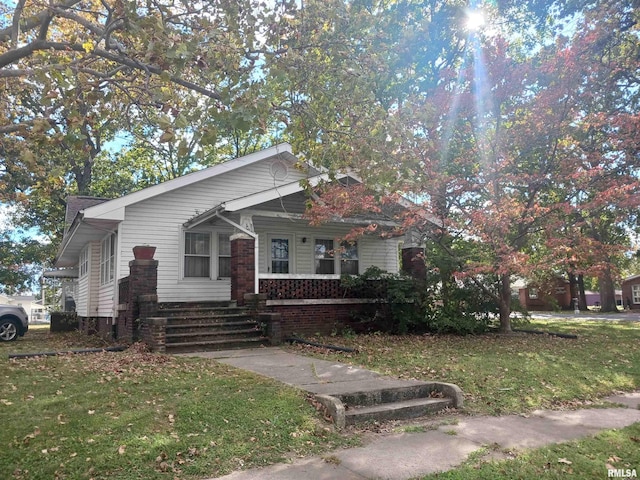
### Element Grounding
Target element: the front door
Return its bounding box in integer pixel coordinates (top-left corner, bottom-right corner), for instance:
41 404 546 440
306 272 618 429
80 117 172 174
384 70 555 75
269 235 293 274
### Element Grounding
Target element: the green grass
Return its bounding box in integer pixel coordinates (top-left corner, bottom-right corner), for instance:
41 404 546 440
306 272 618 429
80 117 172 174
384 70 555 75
1 329 358 479
421 423 640 479
290 320 640 415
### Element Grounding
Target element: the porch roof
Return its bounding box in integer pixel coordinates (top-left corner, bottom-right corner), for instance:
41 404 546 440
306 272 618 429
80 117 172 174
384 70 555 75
182 172 400 230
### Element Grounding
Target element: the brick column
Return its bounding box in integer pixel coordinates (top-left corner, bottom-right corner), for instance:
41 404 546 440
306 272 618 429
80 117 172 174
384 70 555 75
117 256 159 343
231 234 255 306
401 247 426 280
142 317 167 353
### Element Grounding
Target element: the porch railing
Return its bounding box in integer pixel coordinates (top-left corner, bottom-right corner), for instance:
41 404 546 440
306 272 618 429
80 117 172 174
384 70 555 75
258 277 390 300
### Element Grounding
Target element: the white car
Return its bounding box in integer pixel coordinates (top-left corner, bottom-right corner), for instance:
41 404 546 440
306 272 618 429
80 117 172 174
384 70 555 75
0 305 29 341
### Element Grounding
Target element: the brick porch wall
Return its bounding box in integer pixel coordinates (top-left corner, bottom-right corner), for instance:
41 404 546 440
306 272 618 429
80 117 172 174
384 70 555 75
267 300 376 337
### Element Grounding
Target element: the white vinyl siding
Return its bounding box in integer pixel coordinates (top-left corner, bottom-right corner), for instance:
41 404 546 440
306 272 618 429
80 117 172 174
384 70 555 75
76 242 100 317
115 159 304 302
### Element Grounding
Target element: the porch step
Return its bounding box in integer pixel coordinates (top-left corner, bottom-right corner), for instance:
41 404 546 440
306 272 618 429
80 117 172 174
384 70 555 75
344 397 453 425
166 337 267 353
160 301 267 353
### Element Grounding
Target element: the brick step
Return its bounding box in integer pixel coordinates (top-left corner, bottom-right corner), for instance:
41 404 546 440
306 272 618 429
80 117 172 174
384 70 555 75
166 320 259 330
344 397 452 425
165 313 253 323
165 336 268 353
159 301 237 310
166 328 262 340
160 307 248 317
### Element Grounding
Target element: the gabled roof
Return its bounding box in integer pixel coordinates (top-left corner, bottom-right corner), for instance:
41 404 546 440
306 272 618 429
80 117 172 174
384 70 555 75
55 144 300 266
80 143 298 221
64 196 111 233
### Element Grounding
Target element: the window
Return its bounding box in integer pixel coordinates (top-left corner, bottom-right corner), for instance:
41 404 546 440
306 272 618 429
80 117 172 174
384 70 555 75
633 285 640 304
79 246 89 278
340 241 359 275
100 233 116 285
218 234 231 278
529 288 539 299
185 232 210 277
315 239 335 274
270 237 290 273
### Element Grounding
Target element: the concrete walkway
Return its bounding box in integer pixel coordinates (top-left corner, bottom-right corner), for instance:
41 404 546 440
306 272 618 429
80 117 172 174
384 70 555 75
183 348 640 480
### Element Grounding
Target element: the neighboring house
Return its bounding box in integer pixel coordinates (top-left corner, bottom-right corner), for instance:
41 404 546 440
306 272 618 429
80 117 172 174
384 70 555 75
0 294 44 320
54 144 421 341
519 277 573 311
622 275 640 310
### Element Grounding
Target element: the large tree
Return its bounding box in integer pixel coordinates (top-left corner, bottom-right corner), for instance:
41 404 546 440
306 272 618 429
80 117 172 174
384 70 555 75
281 0 640 331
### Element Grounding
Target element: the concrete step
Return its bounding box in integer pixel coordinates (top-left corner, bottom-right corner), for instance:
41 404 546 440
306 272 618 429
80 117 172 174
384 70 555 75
344 397 453 425
166 320 259 331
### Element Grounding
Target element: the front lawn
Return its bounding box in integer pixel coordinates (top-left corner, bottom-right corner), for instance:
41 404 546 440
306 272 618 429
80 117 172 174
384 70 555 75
289 319 640 415
1 331 357 479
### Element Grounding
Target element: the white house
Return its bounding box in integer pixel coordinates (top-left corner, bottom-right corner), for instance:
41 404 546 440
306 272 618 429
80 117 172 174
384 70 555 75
55 144 420 341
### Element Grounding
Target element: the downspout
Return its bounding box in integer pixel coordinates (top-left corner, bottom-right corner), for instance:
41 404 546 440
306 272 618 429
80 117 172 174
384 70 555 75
214 212 260 294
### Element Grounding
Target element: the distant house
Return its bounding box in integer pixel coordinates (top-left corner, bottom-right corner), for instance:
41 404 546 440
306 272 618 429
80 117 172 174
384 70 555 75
53 144 423 343
0 294 45 320
519 277 573 311
622 275 640 310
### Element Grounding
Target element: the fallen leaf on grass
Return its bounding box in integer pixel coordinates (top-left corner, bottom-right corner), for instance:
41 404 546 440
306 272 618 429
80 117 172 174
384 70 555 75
118 445 126 455
558 458 572 465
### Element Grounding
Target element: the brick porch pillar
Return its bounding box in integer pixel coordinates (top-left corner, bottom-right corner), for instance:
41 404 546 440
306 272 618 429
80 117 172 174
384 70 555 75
231 234 255 306
118 254 158 343
401 229 426 280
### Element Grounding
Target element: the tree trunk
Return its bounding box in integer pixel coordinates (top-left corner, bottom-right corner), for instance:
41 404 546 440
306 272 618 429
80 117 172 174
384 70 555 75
599 267 618 312
568 272 578 310
577 274 588 311
498 274 512 333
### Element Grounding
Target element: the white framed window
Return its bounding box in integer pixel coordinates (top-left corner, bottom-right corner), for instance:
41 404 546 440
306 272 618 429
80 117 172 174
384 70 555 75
529 288 539 300
79 246 89 278
315 239 335 274
218 233 231 278
184 232 211 278
633 285 640 304
269 235 293 274
340 241 359 275
100 233 116 285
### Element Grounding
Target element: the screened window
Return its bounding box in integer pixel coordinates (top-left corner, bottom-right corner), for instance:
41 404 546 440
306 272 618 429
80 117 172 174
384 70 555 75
270 238 290 274
218 234 231 278
633 285 640 304
184 232 210 278
100 233 116 285
340 241 359 275
315 239 335 274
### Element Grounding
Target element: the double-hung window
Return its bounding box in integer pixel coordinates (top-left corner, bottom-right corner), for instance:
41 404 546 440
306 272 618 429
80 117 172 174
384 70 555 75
315 239 335 274
79 246 89 278
340 241 359 275
218 234 231 278
315 239 359 275
633 285 640 305
184 232 210 278
100 233 116 285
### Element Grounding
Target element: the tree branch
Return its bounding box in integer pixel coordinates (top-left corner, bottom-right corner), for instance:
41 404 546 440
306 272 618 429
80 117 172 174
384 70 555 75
0 40 223 100
0 0 83 42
